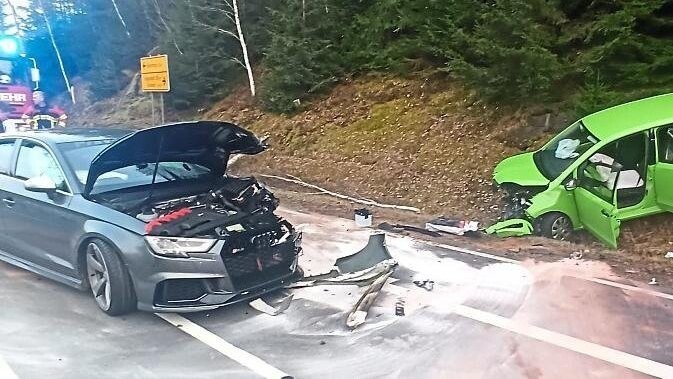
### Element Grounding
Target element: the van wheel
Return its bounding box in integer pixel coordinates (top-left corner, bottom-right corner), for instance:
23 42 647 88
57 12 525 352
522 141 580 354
536 213 573 241
85 239 136 316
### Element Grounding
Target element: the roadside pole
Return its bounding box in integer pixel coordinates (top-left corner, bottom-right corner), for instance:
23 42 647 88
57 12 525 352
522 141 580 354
140 54 171 125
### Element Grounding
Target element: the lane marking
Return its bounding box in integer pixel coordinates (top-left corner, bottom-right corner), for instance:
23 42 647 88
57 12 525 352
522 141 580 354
156 313 292 379
408 237 673 302
453 304 673 378
0 355 18 379
586 277 673 302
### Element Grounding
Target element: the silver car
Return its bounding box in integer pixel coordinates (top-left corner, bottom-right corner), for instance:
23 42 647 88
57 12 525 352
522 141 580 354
0 121 302 315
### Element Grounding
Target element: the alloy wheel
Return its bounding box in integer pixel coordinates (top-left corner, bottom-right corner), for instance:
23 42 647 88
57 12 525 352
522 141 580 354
550 217 572 240
86 243 112 310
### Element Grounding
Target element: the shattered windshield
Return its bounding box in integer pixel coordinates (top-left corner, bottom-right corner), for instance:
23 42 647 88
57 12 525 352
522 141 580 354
533 121 598 180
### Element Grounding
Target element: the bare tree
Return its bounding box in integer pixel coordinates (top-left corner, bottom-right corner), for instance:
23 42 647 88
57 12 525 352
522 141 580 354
186 0 256 97
231 0 255 96
36 0 75 103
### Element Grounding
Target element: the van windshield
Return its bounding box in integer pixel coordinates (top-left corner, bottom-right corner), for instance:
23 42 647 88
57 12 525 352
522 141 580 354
533 122 598 180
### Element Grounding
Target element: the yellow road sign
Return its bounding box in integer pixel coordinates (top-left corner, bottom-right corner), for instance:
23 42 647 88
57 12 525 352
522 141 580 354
140 55 170 92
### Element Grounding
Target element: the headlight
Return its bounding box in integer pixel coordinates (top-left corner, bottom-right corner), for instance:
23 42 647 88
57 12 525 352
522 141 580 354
145 236 217 258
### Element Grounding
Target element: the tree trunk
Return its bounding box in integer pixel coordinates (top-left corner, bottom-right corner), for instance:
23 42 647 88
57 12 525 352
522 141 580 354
38 0 75 103
231 0 256 97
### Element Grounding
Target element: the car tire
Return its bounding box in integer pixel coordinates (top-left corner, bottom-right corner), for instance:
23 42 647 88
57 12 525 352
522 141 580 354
84 239 136 316
536 213 573 241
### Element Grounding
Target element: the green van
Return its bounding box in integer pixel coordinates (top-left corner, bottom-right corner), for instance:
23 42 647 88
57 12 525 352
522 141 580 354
489 94 673 248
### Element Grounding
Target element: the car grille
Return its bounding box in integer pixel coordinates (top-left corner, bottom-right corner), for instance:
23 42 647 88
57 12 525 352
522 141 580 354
221 231 296 290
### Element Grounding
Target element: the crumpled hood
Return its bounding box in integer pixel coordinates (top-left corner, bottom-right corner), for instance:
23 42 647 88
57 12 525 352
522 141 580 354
493 152 549 187
84 121 265 196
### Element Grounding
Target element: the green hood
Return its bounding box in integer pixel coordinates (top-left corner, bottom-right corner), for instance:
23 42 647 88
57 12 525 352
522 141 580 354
494 152 549 187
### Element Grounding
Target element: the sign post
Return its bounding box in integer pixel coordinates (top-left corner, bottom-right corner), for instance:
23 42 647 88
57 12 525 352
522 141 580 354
140 54 170 124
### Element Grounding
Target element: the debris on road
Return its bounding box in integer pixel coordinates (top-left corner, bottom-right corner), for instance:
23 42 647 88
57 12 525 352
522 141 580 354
287 234 398 288
346 270 394 329
413 279 435 291
485 218 534 238
649 277 659 286
570 251 583 260
378 222 442 237
249 294 294 316
259 174 421 213
665 252 673 259
425 217 479 236
395 298 406 316
354 208 373 227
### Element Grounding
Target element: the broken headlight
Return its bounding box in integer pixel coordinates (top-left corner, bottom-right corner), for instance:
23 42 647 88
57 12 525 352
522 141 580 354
145 236 217 258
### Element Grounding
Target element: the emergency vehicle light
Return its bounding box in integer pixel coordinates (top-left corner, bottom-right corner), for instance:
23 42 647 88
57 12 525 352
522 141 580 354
0 37 19 57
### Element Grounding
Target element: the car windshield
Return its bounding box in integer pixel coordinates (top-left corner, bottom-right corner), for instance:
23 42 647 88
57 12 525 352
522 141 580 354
533 121 598 180
59 140 215 193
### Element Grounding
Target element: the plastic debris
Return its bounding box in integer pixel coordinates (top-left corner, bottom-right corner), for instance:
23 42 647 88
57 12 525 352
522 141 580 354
570 251 583 260
413 279 435 291
665 252 673 259
346 270 394 329
354 208 373 227
425 217 479 236
649 277 659 286
249 294 294 316
395 298 405 316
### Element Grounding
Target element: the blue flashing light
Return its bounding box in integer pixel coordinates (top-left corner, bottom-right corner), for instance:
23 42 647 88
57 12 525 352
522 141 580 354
0 37 19 57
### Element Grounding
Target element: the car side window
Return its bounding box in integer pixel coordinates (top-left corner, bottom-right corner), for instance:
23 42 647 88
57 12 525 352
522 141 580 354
0 139 15 175
15 141 68 192
657 126 673 163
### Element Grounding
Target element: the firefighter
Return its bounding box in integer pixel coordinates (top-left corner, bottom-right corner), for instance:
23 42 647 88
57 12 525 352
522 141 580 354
24 91 67 129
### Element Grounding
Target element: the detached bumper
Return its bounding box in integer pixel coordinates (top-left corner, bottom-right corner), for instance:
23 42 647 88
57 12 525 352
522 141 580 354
485 219 534 238
129 238 302 312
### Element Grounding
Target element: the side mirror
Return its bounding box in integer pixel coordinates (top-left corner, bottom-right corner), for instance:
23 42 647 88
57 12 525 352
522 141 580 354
564 178 577 191
24 176 57 193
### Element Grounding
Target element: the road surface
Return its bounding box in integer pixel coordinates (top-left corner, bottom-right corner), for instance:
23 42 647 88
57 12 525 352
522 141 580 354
1 209 672 378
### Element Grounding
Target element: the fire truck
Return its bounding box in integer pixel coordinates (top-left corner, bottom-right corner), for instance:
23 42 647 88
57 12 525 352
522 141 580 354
0 35 66 133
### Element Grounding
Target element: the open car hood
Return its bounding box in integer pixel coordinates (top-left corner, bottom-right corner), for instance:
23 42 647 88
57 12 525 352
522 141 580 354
84 121 265 196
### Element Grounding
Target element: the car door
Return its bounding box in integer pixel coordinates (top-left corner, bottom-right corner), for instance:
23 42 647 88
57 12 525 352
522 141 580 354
2 139 77 277
0 138 18 256
573 154 621 248
655 125 673 211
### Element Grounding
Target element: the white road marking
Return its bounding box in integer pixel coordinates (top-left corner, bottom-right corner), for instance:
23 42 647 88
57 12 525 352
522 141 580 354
156 313 292 379
413 238 673 302
397 237 521 265
0 355 18 379
453 304 673 378
586 277 673 301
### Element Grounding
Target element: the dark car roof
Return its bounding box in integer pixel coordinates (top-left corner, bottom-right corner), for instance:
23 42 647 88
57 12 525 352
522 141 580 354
2 128 133 144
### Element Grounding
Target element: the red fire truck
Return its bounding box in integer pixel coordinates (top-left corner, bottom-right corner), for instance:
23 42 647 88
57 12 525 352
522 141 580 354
0 36 66 133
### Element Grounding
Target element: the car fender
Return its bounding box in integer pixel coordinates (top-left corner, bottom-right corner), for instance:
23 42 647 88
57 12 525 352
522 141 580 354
75 220 146 283
526 187 581 229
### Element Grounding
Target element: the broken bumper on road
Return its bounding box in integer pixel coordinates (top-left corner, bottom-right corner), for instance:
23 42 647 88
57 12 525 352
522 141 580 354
485 218 534 238
130 237 302 313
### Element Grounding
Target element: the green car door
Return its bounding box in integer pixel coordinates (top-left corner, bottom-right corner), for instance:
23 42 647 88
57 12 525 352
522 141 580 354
655 126 673 210
573 161 621 248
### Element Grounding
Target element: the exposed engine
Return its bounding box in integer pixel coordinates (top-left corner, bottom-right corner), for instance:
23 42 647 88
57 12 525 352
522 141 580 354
138 177 284 238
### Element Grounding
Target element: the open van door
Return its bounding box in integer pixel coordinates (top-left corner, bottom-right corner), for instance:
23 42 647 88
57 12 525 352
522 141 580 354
574 161 621 248
655 126 673 211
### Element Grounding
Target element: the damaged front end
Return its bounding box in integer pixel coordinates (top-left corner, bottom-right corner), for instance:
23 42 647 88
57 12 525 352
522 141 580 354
137 177 302 308
487 184 545 238
86 122 303 310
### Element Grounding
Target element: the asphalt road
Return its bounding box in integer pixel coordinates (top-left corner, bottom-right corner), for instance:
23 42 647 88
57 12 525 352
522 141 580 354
1 209 673 379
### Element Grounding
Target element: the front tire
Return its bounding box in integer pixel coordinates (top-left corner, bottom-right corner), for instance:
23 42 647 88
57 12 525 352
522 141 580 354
85 239 136 316
535 213 573 241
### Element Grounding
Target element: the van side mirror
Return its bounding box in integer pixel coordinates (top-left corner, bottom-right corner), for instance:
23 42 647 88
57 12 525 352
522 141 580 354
24 176 56 193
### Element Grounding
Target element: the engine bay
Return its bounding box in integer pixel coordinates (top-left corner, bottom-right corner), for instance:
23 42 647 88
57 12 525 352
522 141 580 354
128 176 286 238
